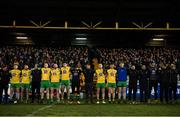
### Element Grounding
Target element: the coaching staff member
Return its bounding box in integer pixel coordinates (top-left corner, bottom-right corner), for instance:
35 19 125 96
83 63 94 104
0 65 11 104
31 64 41 103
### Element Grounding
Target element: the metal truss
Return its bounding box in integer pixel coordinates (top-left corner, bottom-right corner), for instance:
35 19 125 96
0 20 180 30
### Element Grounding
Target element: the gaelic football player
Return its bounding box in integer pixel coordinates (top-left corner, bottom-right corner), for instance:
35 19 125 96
41 63 51 102
96 64 106 104
107 64 117 103
50 64 60 103
10 64 21 102
21 65 31 103
61 63 71 102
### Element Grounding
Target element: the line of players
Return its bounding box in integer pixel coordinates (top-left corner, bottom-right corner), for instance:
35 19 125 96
8 63 72 103
6 62 119 104
0 62 179 104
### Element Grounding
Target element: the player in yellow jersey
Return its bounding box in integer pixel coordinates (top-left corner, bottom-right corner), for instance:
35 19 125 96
9 65 21 102
95 64 106 104
50 64 60 103
61 63 71 101
107 64 117 103
21 65 31 102
41 63 51 102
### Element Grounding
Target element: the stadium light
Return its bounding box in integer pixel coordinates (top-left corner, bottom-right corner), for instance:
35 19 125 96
16 36 28 39
152 38 164 41
75 37 87 40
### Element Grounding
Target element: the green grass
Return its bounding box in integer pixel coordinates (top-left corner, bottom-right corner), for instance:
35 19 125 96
0 104 180 116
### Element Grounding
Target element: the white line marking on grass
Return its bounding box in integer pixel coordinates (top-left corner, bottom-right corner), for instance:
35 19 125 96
26 104 55 116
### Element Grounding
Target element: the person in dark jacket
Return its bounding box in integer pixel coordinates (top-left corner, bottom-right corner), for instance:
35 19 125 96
83 63 94 103
169 64 178 103
159 64 170 103
71 65 82 96
139 65 149 103
0 65 11 104
31 64 41 103
128 65 138 102
71 65 82 104
148 62 158 100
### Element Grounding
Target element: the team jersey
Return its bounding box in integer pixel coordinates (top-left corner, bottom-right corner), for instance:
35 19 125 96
21 69 31 84
61 67 71 80
96 69 105 83
41 68 51 81
51 68 60 82
10 69 21 84
107 69 117 83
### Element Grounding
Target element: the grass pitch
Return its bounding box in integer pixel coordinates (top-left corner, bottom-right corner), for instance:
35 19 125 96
0 104 180 116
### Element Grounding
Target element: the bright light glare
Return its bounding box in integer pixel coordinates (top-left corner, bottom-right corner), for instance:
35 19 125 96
16 37 28 39
152 38 164 41
75 37 87 40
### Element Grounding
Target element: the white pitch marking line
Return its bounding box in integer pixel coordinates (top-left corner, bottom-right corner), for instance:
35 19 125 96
26 104 55 116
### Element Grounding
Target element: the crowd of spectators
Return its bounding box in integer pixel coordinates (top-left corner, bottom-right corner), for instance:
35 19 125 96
0 46 89 69
96 48 180 71
0 46 179 72
0 46 179 71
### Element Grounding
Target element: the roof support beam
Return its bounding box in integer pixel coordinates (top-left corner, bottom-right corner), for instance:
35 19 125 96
0 20 180 31
132 22 142 28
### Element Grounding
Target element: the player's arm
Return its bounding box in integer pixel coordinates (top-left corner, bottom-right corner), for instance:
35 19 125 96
69 67 72 80
105 70 108 86
9 70 12 78
60 68 62 81
20 70 22 83
50 69 52 82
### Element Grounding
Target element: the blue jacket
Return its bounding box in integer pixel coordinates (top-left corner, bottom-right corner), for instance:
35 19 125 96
117 67 127 81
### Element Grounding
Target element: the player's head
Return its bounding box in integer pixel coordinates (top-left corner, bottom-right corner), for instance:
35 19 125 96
24 65 29 70
2 65 8 71
110 64 114 69
53 64 58 68
44 63 48 68
14 64 18 69
86 63 91 69
34 64 38 69
63 63 67 67
119 63 124 68
98 64 103 69
162 64 167 69
142 65 146 70
131 65 136 70
151 62 156 68
170 64 176 70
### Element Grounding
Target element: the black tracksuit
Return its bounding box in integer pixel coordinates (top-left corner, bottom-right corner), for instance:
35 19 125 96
83 68 94 103
0 69 10 103
71 68 81 94
159 68 170 103
31 69 41 102
169 69 178 101
139 69 149 102
128 69 138 101
149 67 158 99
